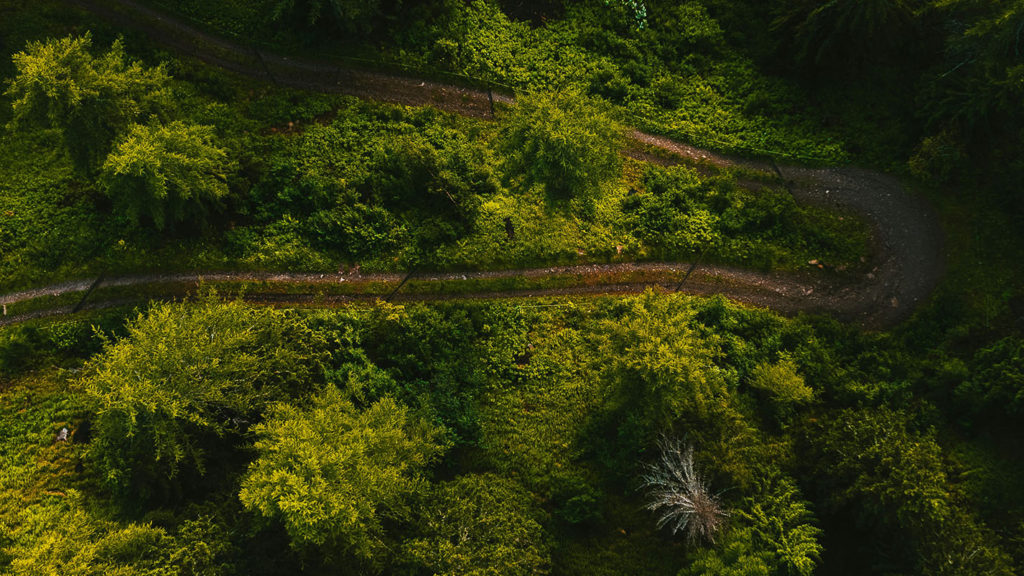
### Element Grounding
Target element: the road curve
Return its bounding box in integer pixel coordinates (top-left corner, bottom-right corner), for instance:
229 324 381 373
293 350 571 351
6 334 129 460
0 0 945 329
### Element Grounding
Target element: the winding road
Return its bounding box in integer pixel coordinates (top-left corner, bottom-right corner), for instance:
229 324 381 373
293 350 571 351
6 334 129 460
0 0 945 329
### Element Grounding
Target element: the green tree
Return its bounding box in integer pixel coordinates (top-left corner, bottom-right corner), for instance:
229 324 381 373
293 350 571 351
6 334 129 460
920 1 1024 134
498 91 624 201
675 473 820 576
740 477 822 576
7 493 177 576
590 293 759 486
83 298 322 503
622 165 723 255
916 1 1024 196
799 408 1014 575
956 336 1024 423
269 0 403 35
100 121 232 229
772 0 922 70
238 387 445 566
749 358 812 404
748 357 813 424
403 473 551 575
365 126 497 262
678 526 773 576
4 33 170 172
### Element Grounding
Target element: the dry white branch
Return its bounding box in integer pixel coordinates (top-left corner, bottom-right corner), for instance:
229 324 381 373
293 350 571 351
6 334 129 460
641 436 727 544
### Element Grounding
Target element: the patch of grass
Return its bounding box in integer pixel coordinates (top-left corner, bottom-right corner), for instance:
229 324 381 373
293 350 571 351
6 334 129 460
0 372 90 527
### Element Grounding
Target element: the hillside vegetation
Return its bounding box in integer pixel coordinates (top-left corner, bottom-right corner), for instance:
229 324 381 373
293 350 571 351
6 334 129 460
1 0 1023 575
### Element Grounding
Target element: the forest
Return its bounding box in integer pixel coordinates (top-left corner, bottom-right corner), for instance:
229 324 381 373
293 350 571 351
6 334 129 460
0 0 1022 574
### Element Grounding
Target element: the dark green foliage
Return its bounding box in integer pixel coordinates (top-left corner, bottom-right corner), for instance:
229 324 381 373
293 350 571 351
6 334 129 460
920 1 1024 135
165 514 239 576
498 91 625 201
363 127 497 260
270 0 386 31
595 294 730 432
622 166 721 255
916 0 1024 204
356 303 486 445
648 2 725 61
4 293 1023 574
956 337 1024 423
265 0 447 39
798 408 1014 575
405 0 848 161
247 108 500 266
772 0 923 70
677 526 773 576
0 314 127 376
0 24 870 285
4 0 1024 571
0 325 48 376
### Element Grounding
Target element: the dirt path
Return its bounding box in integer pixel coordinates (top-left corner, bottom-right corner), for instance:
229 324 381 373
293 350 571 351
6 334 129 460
0 261 839 328
0 0 945 329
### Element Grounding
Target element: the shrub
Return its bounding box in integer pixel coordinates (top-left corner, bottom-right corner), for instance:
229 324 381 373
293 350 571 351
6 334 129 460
498 91 625 201
239 387 446 565
5 34 170 172
101 121 232 230
83 298 322 503
403 473 551 575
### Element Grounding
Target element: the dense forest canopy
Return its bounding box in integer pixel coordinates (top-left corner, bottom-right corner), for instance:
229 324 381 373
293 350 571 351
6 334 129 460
0 0 1022 574
3 293 1022 574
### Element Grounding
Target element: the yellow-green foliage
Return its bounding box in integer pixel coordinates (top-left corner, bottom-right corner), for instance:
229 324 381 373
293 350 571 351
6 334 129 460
5 33 170 171
8 494 174 576
5 491 236 575
738 477 822 576
748 358 813 406
82 297 323 501
101 121 232 229
5 292 1021 575
0 375 85 534
239 386 446 564
478 324 599 497
403 473 551 576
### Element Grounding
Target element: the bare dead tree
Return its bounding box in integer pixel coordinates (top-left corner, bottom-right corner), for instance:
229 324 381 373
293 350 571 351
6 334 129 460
641 436 727 544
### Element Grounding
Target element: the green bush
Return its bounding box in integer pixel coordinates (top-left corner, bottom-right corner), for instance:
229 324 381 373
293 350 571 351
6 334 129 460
239 386 446 566
5 34 170 172
101 121 232 230
498 91 625 202
403 473 551 575
82 298 323 503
